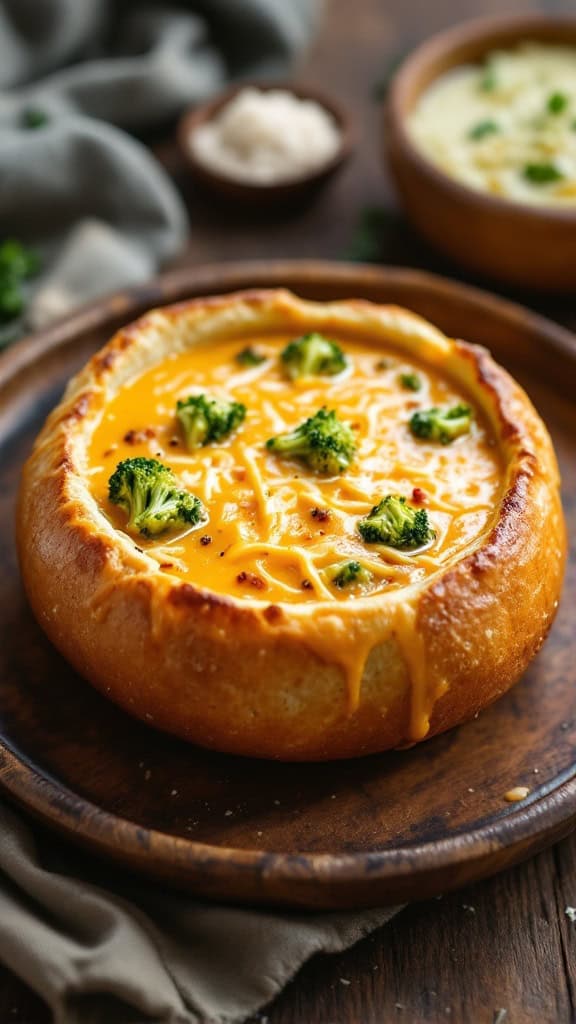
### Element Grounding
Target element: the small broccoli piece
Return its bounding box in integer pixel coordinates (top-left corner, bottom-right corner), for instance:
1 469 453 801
266 407 356 475
281 333 348 380
409 403 473 445
236 346 266 367
358 495 434 549
478 60 498 93
108 457 206 538
399 371 422 391
324 560 372 589
176 393 246 450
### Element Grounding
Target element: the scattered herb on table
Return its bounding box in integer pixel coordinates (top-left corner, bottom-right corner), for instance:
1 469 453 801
344 206 401 263
323 560 372 589
468 119 500 141
372 49 410 101
0 239 40 327
478 61 498 93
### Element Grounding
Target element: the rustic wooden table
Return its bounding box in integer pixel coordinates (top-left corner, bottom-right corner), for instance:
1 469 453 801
2 0 575 1020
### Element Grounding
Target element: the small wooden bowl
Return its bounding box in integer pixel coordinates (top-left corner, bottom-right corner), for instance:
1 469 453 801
178 82 353 208
385 15 576 291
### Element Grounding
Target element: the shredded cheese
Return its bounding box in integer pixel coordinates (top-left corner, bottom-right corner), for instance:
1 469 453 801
87 332 504 608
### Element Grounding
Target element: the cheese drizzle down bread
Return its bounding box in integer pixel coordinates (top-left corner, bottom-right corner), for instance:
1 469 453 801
17 291 566 760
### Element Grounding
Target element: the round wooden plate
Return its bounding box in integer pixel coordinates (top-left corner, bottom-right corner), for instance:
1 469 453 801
1 262 575 910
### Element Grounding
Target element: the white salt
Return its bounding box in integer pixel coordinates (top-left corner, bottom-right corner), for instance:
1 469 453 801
191 87 341 185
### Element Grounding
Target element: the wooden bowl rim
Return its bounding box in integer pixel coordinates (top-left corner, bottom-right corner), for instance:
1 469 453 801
177 80 354 195
387 12 576 225
3 737 575 887
2 259 576 903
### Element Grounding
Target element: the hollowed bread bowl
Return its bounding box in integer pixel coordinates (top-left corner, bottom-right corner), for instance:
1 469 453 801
16 290 566 760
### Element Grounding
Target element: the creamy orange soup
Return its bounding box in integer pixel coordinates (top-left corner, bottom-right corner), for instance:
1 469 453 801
87 332 504 604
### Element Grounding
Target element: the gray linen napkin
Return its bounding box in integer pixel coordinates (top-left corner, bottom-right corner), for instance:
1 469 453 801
0 802 400 1023
0 0 321 333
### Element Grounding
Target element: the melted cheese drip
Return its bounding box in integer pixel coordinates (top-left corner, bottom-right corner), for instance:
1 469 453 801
86 331 504 735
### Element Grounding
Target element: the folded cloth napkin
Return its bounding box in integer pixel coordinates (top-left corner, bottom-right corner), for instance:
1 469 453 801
0 802 400 1023
0 0 321 335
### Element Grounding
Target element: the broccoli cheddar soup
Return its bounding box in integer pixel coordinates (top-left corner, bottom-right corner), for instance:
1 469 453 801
408 42 576 205
87 330 504 605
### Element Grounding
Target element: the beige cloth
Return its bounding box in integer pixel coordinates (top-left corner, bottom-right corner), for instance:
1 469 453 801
0 803 401 1023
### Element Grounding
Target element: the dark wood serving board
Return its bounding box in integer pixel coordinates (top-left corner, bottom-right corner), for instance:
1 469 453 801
0 261 575 910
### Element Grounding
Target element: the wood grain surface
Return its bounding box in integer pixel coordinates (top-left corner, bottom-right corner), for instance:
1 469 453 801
2 0 576 1020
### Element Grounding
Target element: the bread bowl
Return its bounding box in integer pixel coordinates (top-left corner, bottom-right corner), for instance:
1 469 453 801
16 289 566 760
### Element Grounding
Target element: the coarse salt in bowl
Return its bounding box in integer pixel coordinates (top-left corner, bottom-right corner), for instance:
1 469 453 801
189 87 343 186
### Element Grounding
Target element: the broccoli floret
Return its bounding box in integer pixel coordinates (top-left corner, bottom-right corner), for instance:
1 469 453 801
468 118 499 141
176 393 246 450
235 346 266 367
409 403 473 445
358 495 434 549
324 560 372 589
108 457 206 538
281 333 348 380
266 407 356 475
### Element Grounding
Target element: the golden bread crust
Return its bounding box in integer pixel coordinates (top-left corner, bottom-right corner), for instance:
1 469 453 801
16 290 566 759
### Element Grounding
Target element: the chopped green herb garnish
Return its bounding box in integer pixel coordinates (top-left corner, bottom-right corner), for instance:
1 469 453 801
0 240 39 280
468 119 500 141
479 62 498 93
523 162 564 185
21 108 49 130
236 346 266 367
399 371 421 391
547 91 568 116
323 560 372 589
344 206 401 263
